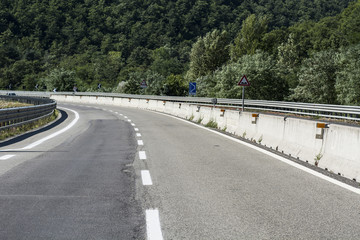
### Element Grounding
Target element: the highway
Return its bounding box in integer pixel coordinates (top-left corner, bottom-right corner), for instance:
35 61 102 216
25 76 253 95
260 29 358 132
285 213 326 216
1 103 360 240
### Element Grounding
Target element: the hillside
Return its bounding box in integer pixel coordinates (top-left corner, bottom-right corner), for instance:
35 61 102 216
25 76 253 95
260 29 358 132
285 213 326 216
0 0 359 104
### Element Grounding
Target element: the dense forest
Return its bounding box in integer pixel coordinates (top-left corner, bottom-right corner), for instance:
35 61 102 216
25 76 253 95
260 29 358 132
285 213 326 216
1 0 360 104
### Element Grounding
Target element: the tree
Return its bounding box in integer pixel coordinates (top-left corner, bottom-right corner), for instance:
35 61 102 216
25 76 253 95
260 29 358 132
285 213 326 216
122 70 167 95
162 74 188 96
213 51 288 100
186 29 230 82
41 68 76 92
292 50 338 104
277 33 302 90
335 44 360 105
230 14 268 61
339 0 360 45
150 46 184 77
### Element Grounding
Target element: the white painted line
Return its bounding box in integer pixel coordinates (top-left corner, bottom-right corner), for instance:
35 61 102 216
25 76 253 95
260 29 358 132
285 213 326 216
131 123 136 126
120 114 123 116
139 151 147 160
21 107 80 150
136 133 142 137
141 170 153 185
154 111 360 195
138 140 144 146
128 119 132 122
0 155 15 160
115 112 118 114
124 116 128 119
134 128 139 132
146 209 164 240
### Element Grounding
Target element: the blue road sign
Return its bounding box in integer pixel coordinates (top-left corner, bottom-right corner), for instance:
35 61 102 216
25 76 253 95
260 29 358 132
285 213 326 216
189 82 196 95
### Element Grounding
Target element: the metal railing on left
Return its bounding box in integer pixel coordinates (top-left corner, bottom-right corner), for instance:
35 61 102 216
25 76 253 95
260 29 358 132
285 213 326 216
0 95 57 131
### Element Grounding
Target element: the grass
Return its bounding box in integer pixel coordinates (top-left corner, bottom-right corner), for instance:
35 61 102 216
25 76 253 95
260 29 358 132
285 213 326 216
0 100 31 109
0 110 59 141
205 119 218 128
196 117 203 124
189 114 195 121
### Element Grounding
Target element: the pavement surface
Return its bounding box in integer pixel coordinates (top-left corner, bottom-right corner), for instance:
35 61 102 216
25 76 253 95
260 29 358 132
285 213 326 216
1 103 360 240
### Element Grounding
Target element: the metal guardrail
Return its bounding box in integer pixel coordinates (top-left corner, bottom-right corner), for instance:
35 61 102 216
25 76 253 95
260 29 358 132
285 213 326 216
2 90 360 122
50 92 360 121
0 95 57 130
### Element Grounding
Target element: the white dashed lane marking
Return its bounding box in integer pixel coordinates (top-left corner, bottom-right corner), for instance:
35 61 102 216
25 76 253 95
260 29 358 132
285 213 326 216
89 106 164 239
141 170 153 186
0 155 15 160
139 151 147 160
146 209 164 240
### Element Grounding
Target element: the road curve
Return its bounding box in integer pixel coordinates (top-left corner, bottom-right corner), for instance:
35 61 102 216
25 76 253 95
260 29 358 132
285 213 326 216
0 103 360 240
0 104 144 239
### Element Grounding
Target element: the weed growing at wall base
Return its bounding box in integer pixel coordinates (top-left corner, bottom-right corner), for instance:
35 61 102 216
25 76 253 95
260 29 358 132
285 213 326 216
205 119 218 129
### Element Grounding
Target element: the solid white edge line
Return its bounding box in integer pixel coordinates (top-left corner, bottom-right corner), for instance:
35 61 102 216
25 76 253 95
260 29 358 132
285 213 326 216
138 140 144 146
0 155 15 160
141 170 153 185
152 111 360 195
21 107 80 150
139 151 147 160
146 209 164 240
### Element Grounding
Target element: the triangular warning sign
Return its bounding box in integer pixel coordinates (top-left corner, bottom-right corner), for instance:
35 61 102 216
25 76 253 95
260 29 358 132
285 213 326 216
140 80 147 88
238 75 250 86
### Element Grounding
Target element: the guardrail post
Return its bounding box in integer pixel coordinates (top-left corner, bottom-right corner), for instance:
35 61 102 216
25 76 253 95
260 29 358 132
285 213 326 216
252 114 259 124
315 123 329 139
220 109 225 117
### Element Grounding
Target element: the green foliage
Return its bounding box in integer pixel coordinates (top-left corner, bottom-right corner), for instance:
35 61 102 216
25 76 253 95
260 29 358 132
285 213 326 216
291 50 338 104
201 51 288 101
150 46 184 77
335 44 360 105
163 74 188 96
339 0 360 45
205 119 218 128
196 117 204 124
231 14 269 61
0 0 359 104
186 29 230 82
41 68 76 92
121 70 184 96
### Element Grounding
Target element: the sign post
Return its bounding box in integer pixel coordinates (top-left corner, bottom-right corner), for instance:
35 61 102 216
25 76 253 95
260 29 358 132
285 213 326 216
237 75 250 112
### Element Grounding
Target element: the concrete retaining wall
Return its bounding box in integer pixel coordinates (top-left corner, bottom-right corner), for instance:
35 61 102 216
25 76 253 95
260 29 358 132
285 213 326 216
52 94 360 181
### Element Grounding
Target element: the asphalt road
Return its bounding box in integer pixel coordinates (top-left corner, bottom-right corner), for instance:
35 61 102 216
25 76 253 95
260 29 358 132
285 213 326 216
1 103 360 240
